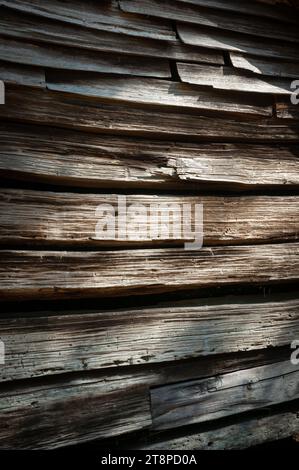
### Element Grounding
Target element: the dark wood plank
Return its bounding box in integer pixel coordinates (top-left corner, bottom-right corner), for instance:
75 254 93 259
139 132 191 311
230 52 299 79
177 63 292 95
151 361 299 430
177 23 299 62
1 0 176 41
176 0 297 24
0 8 223 64
1 125 299 190
0 61 45 88
1 88 299 143
0 37 171 78
120 0 299 43
0 244 298 301
277 100 299 120
0 190 298 247
0 294 298 382
140 410 299 450
46 72 273 118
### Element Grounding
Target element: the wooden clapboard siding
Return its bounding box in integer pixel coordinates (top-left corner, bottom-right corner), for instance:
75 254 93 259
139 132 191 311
0 244 298 301
1 124 299 189
177 63 292 95
0 373 152 449
0 38 171 78
277 100 299 120
3 87 299 143
151 360 299 430
0 8 223 64
0 348 290 449
1 0 176 41
0 62 45 88
176 0 297 24
0 294 298 382
119 0 299 43
46 73 273 118
230 53 299 79
177 23 299 62
140 410 299 450
0 190 298 247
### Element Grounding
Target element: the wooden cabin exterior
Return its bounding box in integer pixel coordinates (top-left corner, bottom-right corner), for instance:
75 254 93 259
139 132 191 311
0 0 299 450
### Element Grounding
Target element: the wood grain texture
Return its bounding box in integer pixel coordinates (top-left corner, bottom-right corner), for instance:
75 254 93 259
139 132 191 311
0 190 298 247
0 348 288 449
1 0 176 41
177 63 292 95
0 244 298 301
276 100 299 120
0 8 223 64
120 0 299 43
140 410 299 450
151 361 299 430
46 73 273 118
177 23 299 62
0 295 298 382
230 53 299 79
0 38 171 78
1 125 299 190
176 0 297 23
2 88 298 143
0 62 45 88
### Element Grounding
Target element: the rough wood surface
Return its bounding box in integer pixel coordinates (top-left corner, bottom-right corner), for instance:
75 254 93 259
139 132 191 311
0 38 171 78
0 8 223 64
1 125 299 189
2 88 299 143
119 0 299 43
0 295 298 382
177 23 299 62
1 0 176 41
46 73 273 118
151 361 299 430
0 347 290 448
177 63 292 95
0 62 45 88
230 52 299 79
276 101 299 120
0 244 298 301
0 190 298 247
140 410 299 450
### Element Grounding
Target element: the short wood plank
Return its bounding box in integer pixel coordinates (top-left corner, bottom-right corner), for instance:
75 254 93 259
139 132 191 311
0 243 298 301
177 63 292 95
0 61 45 88
177 23 299 62
46 73 273 117
0 189 298 247
230 52 299 79
0 295 298 382
0 37 171 78
151 361 299 430
120 0 299 43
0 8 223 64
1 88 298 143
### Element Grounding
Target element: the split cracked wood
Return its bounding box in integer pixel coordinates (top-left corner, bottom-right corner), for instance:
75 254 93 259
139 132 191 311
0 243 298 301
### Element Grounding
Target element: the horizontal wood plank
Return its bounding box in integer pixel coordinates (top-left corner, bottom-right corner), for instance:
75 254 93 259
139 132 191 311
0 8 223 64
0 190 298 247
140 409 299 450
0 244 298 301
0 61 45 88
0 295 298 382
151 361 299 430
0 38 171 78
1 0 176 41
120 0 299 43
1 88 299 143
230 52 299 79
177 63 292 95
177 23 299 62
46 72 273 117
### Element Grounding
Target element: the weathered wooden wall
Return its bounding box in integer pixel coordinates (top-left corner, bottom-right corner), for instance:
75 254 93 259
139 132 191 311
0 0 298 449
